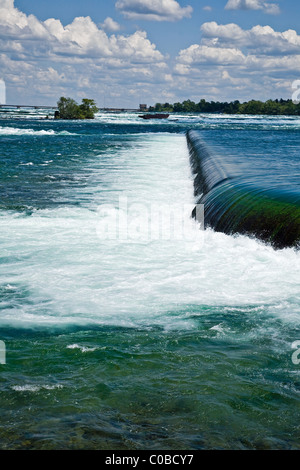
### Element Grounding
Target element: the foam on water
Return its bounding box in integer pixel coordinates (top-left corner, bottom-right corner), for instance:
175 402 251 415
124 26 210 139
93 112 300 129
0 132 299 330
11 384 63 393
0 126 76 136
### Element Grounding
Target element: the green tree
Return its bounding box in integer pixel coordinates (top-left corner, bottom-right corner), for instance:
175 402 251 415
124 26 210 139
239 100 264 115
79 99 99 119
182 100 197 112
148 97 299 116
57 97 81 119
173 102 184 112
154 103 163 112
56 97 98 119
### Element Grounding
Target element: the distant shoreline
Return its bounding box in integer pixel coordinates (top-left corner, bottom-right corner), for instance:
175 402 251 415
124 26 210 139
2 96 300 117
148 98 300 116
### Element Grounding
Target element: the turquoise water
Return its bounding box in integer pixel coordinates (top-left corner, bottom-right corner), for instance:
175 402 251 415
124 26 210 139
0 110 299 449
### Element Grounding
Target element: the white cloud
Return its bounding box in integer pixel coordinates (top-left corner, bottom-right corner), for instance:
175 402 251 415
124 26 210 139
0 0 166 64
176 44 246 66
176 22 300 69
0 0 168 105
0 0 297 106
174 21 300 101
0 1 167 63
225 0 280 15
201 22 300 55
115 0 193 21
100 17 121 32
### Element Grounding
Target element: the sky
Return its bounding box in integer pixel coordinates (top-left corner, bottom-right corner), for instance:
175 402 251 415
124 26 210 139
0 0 300 107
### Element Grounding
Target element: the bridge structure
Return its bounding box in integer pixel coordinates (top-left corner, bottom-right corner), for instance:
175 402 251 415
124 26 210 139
0 104 57 109
100 107 140 112
0 104 141 112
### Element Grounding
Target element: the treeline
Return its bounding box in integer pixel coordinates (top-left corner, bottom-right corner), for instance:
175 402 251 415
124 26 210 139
148 99 300 115
55 97 98 119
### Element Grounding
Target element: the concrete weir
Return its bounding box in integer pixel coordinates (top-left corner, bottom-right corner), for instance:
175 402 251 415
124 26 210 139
186 130 300 249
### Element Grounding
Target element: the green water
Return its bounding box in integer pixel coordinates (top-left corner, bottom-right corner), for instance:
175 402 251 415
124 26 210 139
0 112 299 449
1 318 299 450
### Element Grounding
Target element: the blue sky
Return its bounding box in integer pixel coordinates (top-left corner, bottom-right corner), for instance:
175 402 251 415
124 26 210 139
1 0 300 106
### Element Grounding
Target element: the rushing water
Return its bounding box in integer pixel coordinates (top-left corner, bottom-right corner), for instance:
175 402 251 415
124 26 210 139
0 110 299 450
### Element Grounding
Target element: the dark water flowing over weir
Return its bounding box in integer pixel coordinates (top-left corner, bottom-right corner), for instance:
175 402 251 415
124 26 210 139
187 130 300 249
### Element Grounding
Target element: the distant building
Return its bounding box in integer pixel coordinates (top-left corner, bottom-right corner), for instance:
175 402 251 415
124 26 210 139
0 79 6 105
139 104 147 111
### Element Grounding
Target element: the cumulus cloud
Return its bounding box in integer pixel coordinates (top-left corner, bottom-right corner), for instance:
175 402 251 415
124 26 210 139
115 0 193 21
176 44 245 66
225 0 280 15
174 21 300 101
0 0 297 106
0 0 168 105
0 2 164 62
176 21 300 68
201 22 300 55
100 17 121 32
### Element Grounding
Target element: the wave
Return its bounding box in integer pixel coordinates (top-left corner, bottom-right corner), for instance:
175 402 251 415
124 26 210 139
11 384 63 393
0 127 77 136
0 204 299 330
